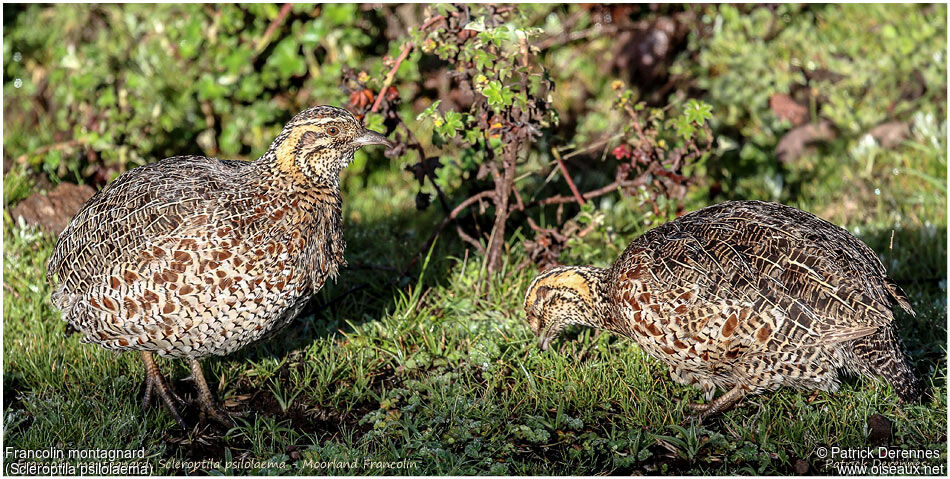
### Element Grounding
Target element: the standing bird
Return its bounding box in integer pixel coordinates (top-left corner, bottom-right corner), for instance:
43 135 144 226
47 106 392 427
524 200 922 420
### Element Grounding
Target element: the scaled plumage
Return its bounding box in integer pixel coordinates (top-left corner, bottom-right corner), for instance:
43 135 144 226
48 105 392 427
524 200 922 419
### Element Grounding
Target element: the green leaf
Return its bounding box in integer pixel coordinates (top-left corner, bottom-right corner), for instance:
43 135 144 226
222 46 253 75
464 129 481 145
300 19 328 45
416 100 442 122
363 112 385 133
671 115 696 140
435 42 459 59
265 38 306 79
219 120 243 155
437 110 464 138
473 49 495 71
196 73 227 100
236 74 263 101
482 80 514 110
323 4 356 24
683 99 713 125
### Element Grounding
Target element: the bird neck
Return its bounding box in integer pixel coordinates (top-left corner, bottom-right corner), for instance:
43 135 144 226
245 149 347 283
241 150 344 224
557 265 612 330
582 266 613 329
252 144 350 190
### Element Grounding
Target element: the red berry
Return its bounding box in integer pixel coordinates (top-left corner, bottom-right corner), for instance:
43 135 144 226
613 144 632 159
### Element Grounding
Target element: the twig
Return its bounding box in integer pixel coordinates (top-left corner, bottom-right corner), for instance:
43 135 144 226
371 42 413 113
519 35 530 68
419 14 446 31
536 17 621 50
393 111 451 214
449 190 496 219
517 178 642 211
527 217 567 243
255 3 293 53
552 148 585 206
510 183 525 213
485 148 518 272
561 133 623 161
542 179 639 207
576 221 599 239
456 226 486 254
401 189 495 274
622 103 648 145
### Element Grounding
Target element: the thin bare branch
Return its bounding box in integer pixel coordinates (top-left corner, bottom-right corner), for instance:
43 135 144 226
371 41 413 113
456 226 486 254
255 3 293 53
400 189 495 274
552 147 586 206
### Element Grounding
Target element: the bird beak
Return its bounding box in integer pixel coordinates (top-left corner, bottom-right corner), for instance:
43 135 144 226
354 129 394 149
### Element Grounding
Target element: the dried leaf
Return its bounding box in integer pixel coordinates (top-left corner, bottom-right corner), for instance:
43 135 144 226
769 93 808 126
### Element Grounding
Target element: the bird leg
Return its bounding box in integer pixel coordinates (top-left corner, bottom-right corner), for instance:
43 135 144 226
188 358 236 426
686 384 748 421
140 351 187 429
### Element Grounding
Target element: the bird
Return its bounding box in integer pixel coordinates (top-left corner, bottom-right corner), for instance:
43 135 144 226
46 105 393 428
523 200 922 420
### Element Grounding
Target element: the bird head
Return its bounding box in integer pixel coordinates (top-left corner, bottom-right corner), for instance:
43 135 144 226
269 105 393 184
523 266 608 352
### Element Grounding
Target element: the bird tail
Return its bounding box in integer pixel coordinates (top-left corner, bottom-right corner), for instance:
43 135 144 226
852 327 924 402
884 277 916 317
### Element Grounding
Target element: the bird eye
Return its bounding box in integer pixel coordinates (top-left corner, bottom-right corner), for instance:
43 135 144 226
327 126 340 136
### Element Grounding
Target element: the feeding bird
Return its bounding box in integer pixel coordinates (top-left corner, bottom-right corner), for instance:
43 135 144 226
47 106 392 427
524 200 922 420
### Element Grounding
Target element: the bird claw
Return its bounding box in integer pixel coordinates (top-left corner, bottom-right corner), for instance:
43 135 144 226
681 385 748 422
141 376 188 429
140 351 188 429
198 403 239 427
142 372 187 410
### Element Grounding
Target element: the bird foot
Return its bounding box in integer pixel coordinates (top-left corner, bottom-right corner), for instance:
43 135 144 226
682 385 749 422
683 402 711 423
140 352 188 429
188 358 245 428
684 402 710 413
197 397 246 427
143 373 186 409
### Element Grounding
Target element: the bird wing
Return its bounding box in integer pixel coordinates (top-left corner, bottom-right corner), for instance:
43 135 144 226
608 201 904 361
47 156 253 310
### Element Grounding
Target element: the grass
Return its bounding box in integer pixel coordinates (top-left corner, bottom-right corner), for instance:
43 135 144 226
3 118 948 475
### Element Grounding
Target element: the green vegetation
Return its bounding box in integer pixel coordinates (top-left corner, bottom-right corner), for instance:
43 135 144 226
3 3 947 475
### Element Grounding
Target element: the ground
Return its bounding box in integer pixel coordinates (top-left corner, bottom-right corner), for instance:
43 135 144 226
3 144 947 475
